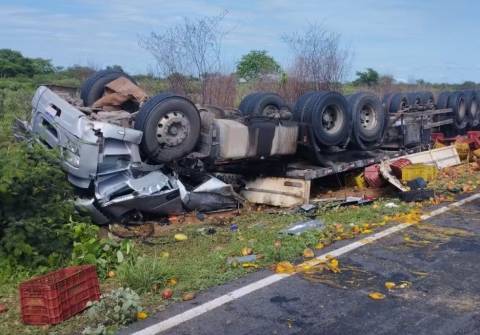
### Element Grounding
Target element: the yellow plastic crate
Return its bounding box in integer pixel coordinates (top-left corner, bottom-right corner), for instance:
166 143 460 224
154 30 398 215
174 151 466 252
473 148 480 158
345 172 367 189
455 142 470 161
400 163 438 182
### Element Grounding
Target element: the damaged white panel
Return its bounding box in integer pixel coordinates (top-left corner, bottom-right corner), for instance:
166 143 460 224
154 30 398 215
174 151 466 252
127 171 170 195
393 146 460 169
241 177 310 207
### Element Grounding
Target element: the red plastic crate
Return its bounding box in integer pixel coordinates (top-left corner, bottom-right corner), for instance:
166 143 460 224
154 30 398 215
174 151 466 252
431 132 445 143
19 265 100 325
467 131 480 149
364 164 384 188
390 158 412 178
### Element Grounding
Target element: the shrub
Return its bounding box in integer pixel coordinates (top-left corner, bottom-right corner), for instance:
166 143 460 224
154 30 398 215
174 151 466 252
0 143 85 267
117 255 173 293
71 222 135 278
83 287 142 335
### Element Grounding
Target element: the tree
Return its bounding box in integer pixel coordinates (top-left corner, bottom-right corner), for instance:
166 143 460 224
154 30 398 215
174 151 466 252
236 50 281 81
353 68 379 87
140 13 227 102
0 49 54 78
283 24 351 91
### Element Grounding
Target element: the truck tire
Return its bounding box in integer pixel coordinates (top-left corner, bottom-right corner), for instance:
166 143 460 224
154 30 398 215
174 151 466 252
303 91 351 147
385 93 409 113
293 91 317 121
435 91 451 124
80 69 137 108
238 93 260 115
436 91 450 109
134 93 201 163
420 91 434 106
464 90 479 127
448 91 468 131
239 92 288 116
474 91 480 127
347 92 386 150
407 92 422 108
382 93 394 112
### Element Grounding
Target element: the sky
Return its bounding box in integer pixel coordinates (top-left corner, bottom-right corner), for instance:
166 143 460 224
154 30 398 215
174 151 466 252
0 0 479 83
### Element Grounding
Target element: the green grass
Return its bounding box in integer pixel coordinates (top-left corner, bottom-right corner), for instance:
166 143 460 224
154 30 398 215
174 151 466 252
0 199 415 335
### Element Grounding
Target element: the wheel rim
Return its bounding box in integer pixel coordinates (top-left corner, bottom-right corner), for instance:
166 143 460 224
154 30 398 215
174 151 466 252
471 99 478 119
157 111 190 147
359 103 378 131
458 99 466 120
321 104 343 134
263 104 280 116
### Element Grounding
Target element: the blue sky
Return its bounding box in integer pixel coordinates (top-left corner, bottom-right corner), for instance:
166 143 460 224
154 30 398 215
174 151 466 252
1 0 479 83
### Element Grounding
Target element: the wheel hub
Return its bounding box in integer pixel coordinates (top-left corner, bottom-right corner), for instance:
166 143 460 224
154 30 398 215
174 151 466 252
359 104 377 130
321 105 343 134
157 111 190 147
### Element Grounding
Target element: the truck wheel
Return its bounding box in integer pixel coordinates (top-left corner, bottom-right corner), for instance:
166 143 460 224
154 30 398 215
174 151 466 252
239 92 288 116
448 91 468 131
306 91 351 147
385 93 409 113
436 91 450 109
293 91 318 121
134 93 201 163
474 91 480 127
464 90 479 127
80 69 137 107
238 93 260 115
420 91 434 106
434 91 451 124
407 92 422 108
347 92 386 150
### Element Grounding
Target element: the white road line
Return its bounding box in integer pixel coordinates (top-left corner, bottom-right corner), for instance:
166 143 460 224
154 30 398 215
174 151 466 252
132 193 480 335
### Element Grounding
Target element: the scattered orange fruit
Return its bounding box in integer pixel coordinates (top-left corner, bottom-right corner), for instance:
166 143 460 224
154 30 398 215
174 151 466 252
167 278 178 287
368 292 385 300
162 288 173 300
385 282 396 290
275 261 295 274
137 311 148 320
182 292 196 301
303 248 315 258
241 247 253 256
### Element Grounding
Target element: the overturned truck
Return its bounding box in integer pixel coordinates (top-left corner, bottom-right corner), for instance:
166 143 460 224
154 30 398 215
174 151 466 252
26 69 478 224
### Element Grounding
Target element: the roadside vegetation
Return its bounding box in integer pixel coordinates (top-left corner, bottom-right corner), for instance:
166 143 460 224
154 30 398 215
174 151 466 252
1 13 480 334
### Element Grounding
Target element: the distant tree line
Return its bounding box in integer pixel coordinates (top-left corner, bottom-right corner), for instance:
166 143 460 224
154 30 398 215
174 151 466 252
0 49 55 78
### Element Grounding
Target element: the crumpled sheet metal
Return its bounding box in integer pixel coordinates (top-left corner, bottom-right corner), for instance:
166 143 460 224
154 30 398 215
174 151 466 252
179 176 243 213
92 77 148 109
126 171 170 195
79 171 242 224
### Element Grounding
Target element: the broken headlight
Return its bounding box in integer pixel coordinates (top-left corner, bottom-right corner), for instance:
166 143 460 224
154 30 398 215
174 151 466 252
63 140 80 167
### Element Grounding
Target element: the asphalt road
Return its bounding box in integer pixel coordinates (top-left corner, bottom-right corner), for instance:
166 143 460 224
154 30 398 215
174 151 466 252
123 198 480 335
